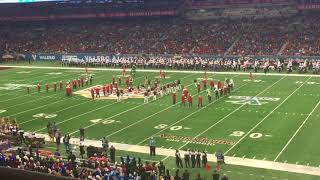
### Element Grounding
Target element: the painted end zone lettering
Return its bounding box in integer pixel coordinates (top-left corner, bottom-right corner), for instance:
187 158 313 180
160 134 235 146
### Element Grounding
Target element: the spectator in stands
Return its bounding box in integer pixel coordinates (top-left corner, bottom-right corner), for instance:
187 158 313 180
212 170 220 180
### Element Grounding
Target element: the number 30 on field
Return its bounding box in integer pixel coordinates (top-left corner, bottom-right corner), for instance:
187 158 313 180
230 131 264 139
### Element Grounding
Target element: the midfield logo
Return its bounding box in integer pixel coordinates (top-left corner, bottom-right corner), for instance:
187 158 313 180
226 96 280 105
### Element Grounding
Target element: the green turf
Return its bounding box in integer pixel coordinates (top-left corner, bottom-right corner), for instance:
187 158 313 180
1 62 320 179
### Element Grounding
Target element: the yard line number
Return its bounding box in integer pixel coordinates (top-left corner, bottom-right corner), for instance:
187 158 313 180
90 119 119 124
230 131 265 139
33 113 57 119
296 81 319 85
154 124 191 131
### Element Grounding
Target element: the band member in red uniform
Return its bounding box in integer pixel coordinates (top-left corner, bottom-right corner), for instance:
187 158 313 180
112 75 115 85
197 82 201 94
122 65 126 76
188 94 193 107
60 81 63 90
125 77 129 88
72 80 76 89
81 77 84 87
95 87 100 98
106 84 110 95
37 84 41 93
53 82 57 93
217 80 222 90
172 91 177 104
210 79 214 90
77 79 81 87
183 87 189 97
249 72 253 80
102 86 106 96
110 84 113 94
198 95 203 107
90 88 95 100
203 79 207 89
66 84 71 96
118 76 122 85
45 84 49 93
162 71 166 79
181 94 186 107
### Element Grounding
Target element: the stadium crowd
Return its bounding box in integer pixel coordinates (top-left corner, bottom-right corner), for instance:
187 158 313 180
1 12 320 57
0 137 229 180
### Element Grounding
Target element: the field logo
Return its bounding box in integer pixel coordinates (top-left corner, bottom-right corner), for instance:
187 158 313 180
0 83 35 90
226 96 280 105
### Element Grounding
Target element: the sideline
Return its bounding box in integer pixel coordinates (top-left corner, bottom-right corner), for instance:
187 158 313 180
1 65 320 77
32 133 320 177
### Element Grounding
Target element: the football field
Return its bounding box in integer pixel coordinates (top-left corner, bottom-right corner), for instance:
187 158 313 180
0 63 320 172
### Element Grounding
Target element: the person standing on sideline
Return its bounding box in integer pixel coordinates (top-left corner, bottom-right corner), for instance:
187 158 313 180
191 150 196 168
149 137 156 156
101 137 109 152
175 150 183 168
79 142 85 159
55 129 61 151
184 150 190 168
79 127 85 142
196 151 201 168
202 151 207 167
215 151 225 170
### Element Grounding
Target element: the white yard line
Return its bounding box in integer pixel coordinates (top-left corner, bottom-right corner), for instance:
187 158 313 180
2 65 320 77
225 76 312 155
20 100 91 125
34 101 120 133
175 76 286 150
3 71 145 114
0 71 75 97
9 99 66 117
273 99 320 161
30 133 320 177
